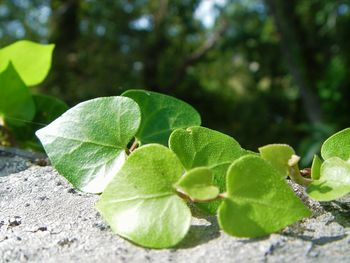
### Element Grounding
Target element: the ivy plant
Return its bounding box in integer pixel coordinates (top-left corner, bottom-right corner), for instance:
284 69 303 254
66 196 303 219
35 89 350 249
0 40 68 149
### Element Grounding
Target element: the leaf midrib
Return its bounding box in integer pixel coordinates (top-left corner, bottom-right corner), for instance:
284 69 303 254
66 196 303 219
45 133 124 149
103 192 174 204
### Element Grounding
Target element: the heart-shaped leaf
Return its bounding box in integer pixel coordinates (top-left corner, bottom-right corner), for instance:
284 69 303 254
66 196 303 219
175 167 219 201
96 144 191 248
259 144 295 177
122 89 201 146
307 157 350 201
0 63 35 127
218 155 311 237
321 128 350 161
169 126 244 213
0 40 55 86
311 154 322 180
36 96 141 193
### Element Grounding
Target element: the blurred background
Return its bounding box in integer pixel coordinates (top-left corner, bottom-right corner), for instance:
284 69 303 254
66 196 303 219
1 0 350 165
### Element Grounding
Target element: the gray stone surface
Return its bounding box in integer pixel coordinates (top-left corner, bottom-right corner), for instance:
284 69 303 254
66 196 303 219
0 154 350 263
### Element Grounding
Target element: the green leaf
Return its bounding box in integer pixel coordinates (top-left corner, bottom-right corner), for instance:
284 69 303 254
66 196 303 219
259 144 295 177
96 144 191 248
169 126 244 214
122 89 201 145
218 155 311 238
307 157 350 201
0 63 35 127
321 128 350 161
311 155 322 180
32 94 69 124
175 167 219 201
0 40 55 86
36 96 141 193
10 94 69 150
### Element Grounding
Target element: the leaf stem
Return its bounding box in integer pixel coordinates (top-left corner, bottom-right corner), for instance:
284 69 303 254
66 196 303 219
175 188 227 203
129 139 139 153
288 155 312 186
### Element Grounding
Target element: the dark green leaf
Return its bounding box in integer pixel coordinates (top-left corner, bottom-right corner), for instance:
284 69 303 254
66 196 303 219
218 155 311 237
0 63 35 127
96 144 191 248
122 89 201 145
36 96 141 193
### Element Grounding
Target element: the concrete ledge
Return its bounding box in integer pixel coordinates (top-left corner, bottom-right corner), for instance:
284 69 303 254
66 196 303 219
0 155 350 262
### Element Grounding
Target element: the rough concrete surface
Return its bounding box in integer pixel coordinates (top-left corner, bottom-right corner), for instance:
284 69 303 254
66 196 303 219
0 154 350 263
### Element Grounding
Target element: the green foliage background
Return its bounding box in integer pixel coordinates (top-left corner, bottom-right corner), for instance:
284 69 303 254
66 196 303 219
1 0 350 164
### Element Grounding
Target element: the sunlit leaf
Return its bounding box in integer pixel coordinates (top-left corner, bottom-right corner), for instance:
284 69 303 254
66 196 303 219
307 157 350 201
0 40 54 86
175 167 219 201
36 96 141 193
259 144 295 177
122 89 201 145
311 154 322 180
321 128 350 161
218 155 311 237
96 144 191 248
0 63 35 127
169 126 244 213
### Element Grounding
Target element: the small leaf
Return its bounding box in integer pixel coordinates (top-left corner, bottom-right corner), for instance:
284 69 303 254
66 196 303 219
259 144 295 177
321 128 350 161
122 89 201 145
218 155 311 238
307 157 350 201
0 63 35 127
0 40 55 86
169 126 244 213
311 155 322 180
176 167 219 201
96 144 191 248
36 96 141 193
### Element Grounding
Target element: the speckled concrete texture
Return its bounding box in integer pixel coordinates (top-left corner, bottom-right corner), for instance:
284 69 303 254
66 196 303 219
0 154 349 263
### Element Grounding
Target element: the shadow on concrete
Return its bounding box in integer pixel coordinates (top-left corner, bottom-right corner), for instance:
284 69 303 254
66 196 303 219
175 215 221 249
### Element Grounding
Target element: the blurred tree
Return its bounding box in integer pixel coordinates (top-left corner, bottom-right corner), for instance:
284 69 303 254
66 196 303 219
1 0 350 164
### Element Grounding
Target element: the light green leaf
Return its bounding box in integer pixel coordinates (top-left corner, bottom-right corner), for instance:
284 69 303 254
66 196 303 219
96 144 191 248
0 40 55 86
259 144 295 177
175 167 219 201
36 96 141 193
122 89 201 145
307 157 350 201
218 155 311 238
311 155 322 180
169 126 244 214
321 128 350 161
0 63 35 127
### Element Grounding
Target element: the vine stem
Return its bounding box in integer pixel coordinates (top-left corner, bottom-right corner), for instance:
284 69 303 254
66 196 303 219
288 155 312 186
128 139 139 154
